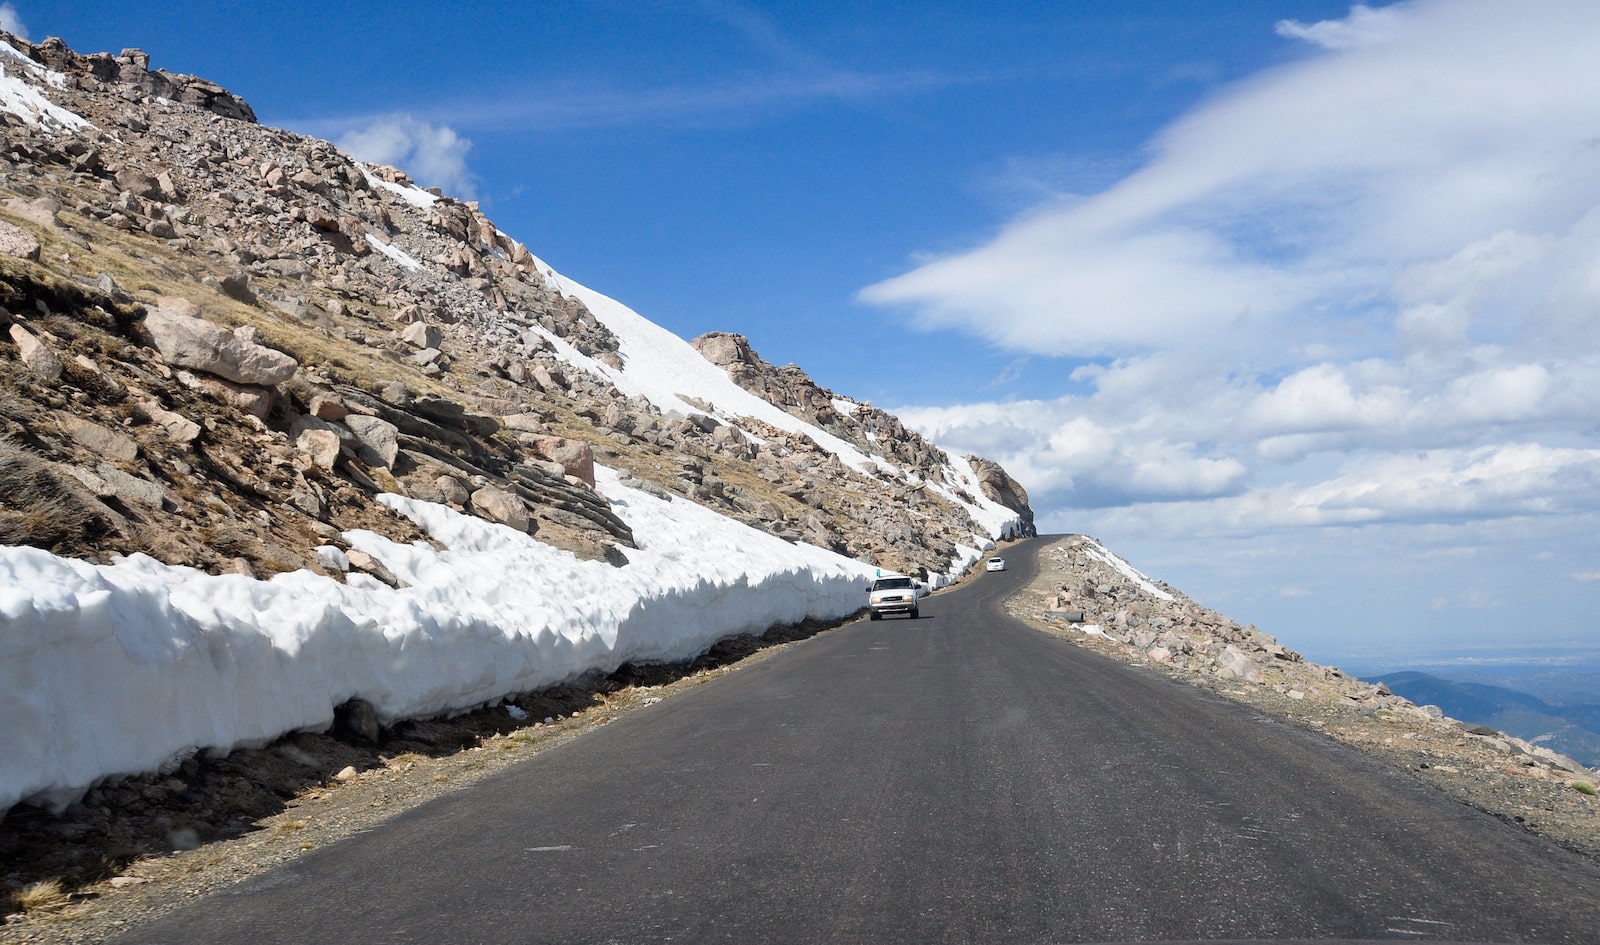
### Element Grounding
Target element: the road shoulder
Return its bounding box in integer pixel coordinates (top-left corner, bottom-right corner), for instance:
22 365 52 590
1004 534 1600 865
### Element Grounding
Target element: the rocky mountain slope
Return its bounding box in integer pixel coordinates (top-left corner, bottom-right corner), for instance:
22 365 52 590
0 30 1033 815
0 33 1030 583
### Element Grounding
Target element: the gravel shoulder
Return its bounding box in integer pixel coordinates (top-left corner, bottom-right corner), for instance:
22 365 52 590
3 537 1596 943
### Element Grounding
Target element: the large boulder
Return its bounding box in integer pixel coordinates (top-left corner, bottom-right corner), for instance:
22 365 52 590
342 415 400 469
0 220 41 261
690 331 755 367
471 485 530 533
532 436 596 488
144 306 298 386
9 324 62 380
967 454 1036 537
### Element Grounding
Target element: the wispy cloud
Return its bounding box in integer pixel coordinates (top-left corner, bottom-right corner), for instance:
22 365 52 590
296 65 958 141
287 1 963 140
1274 3 1405 51
870 0 1600 532
0 2 28 40
336 116 477 200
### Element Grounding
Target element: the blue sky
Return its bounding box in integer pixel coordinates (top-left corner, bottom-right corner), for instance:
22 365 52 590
13 2 1600 667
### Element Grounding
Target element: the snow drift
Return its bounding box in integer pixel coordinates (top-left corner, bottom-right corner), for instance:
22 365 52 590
0 469 884 813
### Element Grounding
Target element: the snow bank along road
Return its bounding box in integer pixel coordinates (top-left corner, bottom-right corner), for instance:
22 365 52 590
114 539 1600 944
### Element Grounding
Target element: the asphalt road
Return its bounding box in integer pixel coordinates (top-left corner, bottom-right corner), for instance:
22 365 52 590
119 538 1600 944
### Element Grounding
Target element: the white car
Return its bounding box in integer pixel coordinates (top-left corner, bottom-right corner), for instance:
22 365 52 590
986 557 1007 572
867 575 923 620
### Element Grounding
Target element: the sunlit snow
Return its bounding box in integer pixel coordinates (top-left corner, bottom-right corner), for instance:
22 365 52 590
0 469 884 812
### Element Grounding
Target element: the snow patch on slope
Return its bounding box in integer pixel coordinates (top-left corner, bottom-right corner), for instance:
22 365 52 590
1081 538 1174 601
0 49 91 133
937 454 1024 541
529 255 891 474
365 233 425 271
527 254 1020 543
359 166 439 209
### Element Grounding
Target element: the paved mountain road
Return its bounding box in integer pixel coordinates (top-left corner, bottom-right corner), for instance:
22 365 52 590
119 538 1600 943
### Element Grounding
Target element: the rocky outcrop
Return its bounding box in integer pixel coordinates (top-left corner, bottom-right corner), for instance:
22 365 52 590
13 37 257 122
689 331 959 484
967 455 1035 536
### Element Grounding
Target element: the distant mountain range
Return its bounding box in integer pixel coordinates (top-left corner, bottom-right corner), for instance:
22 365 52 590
1375 671 1600 768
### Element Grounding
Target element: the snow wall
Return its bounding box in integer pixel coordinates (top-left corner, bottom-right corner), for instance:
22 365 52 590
0 468 884 813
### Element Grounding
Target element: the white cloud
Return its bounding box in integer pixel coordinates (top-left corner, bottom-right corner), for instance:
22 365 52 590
863 0 1600 364
1274 4 1404 51
336 115 477 200
874 1 1600 547
0 3 27 40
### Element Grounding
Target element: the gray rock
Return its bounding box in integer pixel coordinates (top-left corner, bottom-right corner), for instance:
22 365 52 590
6 196 62 229
114 166 164 200
220 269 256 304
145 307 298 385
9 324 62 380
307 392 347 420
1216 644 1264 684
178 371 276 419
138 400 201 445
0 220 41 261
436 475 471 507
501 413 547 433
346 548 400 586
342 414 400 469
471 485 530 532
296 428 342 471
60 415 139 463
401 321 442 349
93 463 166 508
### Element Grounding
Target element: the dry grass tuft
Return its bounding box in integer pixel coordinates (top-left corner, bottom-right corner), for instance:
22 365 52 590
1572 780 1598 796
0 438 109 551
13 878 73 916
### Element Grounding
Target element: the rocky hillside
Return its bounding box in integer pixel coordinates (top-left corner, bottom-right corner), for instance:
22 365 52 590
0 31 1030 587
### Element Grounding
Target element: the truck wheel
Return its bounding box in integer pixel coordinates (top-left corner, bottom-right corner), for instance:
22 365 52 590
909 607 919 619
870 611 881 621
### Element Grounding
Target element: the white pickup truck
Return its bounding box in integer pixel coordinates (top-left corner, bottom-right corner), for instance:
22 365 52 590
867 574 926 620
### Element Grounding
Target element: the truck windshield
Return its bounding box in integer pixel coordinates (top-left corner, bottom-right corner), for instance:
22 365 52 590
873 578 913 590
